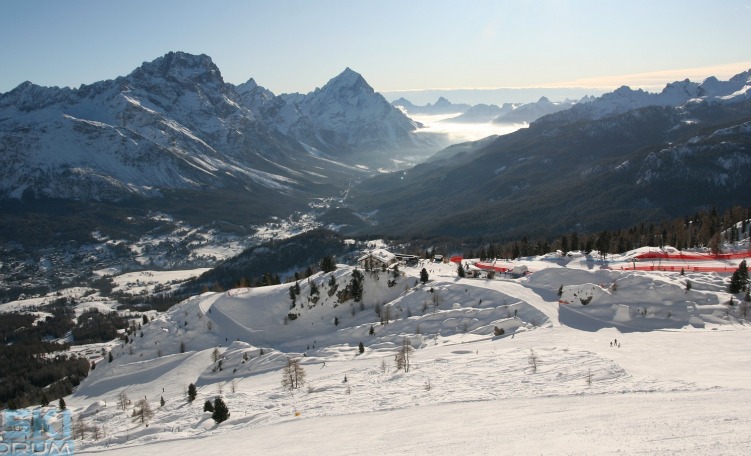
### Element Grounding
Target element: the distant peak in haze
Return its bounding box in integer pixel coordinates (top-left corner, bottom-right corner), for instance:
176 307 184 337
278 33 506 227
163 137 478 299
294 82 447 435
434 97 453 107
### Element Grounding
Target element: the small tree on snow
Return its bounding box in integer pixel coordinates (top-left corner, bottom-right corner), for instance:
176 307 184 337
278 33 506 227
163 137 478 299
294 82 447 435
132 398 154 424
203 400 214 413
212 397 230 424
528 349 539 374
187 383 197 402
728 260 749 294
420 268 429 284
117 391 130 410
282 358 306 390
395 338 414 373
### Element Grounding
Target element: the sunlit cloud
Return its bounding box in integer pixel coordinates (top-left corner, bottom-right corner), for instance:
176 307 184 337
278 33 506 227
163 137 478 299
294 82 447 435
529 62 751 91
382 62 751 94
411 114 526 143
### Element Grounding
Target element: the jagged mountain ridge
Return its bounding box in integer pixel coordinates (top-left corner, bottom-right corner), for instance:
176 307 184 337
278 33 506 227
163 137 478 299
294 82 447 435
543 70 751 124
0 52 434 204
239 68 439 164
391 96 472 115
492 96 576 124
442 103 516 123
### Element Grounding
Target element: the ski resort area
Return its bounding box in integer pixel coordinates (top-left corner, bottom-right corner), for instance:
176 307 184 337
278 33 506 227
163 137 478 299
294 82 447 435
2 243 749 455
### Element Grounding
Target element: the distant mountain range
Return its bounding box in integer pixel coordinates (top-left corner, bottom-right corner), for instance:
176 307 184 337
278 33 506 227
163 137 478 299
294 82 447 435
2 52 750 249
393 96 578 124
391 96 471 116
343 70 751 240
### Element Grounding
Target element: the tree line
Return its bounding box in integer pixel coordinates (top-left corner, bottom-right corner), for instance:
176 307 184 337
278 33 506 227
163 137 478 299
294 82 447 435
0 299 131 409
463 205 751 260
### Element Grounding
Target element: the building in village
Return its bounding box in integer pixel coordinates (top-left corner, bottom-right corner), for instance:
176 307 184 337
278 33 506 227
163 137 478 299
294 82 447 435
357 248 398 270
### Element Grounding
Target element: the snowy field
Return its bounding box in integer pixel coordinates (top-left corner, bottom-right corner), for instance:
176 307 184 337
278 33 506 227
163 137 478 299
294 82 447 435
12 249 751 455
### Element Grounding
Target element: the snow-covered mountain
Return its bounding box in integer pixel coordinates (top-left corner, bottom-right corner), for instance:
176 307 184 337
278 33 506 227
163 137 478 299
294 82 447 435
239 68 438 165
0 53 439 204
0 52 358 202
545 70 751 123
441 103 516 123
492 96 576 124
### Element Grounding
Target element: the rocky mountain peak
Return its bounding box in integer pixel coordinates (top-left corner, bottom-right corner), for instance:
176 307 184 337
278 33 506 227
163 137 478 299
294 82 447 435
129 51 224 86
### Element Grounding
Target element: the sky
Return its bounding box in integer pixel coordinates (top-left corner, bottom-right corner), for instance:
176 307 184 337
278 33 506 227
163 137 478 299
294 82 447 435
1 0 750 104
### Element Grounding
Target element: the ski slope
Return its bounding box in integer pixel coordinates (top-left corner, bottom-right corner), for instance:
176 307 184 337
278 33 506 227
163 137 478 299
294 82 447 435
20 250 748 454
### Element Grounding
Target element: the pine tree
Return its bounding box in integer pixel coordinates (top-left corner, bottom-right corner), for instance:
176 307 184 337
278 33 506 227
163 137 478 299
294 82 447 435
557 285 563 298
40 392 50 407
212 397 230 424
457 263 465 278
203 400 214 413
108 351 113 363
160 396 165 407
350 269 364 302
729 260 749 293
420 268 429 284
358 341 365 354
59 397 66 410
320 256 337 273
187 383 197 402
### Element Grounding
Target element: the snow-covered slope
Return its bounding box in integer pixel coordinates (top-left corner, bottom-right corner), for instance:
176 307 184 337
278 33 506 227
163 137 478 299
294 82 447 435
35 247 748 454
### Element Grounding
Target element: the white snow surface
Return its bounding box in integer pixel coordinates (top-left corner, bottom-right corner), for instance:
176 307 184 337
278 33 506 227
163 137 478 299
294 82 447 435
24 252 751 454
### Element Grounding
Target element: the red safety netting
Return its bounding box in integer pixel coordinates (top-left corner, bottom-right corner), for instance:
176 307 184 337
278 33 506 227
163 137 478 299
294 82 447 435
634 251 750 261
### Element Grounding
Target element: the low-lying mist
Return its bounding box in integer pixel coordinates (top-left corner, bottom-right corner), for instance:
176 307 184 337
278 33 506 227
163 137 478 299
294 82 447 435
411 113 527 143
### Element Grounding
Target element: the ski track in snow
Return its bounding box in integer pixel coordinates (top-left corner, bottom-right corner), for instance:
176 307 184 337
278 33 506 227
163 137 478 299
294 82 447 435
15 249 749 454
